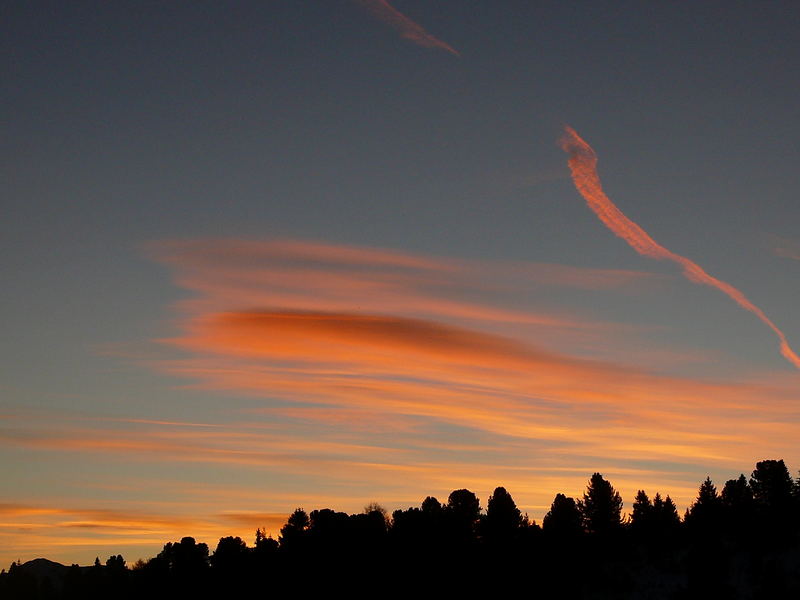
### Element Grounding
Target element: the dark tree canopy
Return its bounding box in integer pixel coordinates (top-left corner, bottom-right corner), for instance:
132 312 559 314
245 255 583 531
579 473 623 534
750 460 793 512
652 493 680 535
631 490 652 532
446 489 481 533
721 475 754 516
660 496 680 528
286 508 310 530
721 475 752 505
685 477 722 533
279 508 309 550
363 502 389 527
105 555 125 571
543 493 583 537
253 528 278 561
7 459 800 599
421 496 442 514
484 486 523 540
750 459 796 536
154 537 209 577
211 536 248 572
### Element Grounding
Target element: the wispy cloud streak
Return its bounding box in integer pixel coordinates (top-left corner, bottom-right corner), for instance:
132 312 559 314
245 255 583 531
560 126 800 370
354 0 460 56
148 238 649 341
772 235 800 262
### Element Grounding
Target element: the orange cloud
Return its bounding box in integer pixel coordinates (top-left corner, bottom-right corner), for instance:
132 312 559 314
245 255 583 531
0 504 66 517
561 125 800 370
217 511 289 532
145 307 800 472
170 310 547 366
140 238 800 475
0 416 422 477
146 238 655 343
354 0 460 56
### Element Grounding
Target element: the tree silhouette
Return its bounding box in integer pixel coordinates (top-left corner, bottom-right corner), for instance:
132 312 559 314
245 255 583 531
647 493 680 542
363 502 389 523
351 508 388 545
254 527 266 546
105 555 125 571
542 493 583 537
721 474 755 541
483 486 523 542
421 496 442 513
390 507 422 539
253 527 277 554
750 460 793 512
721 474 752 507
279 508 309 551
250 529 277 585
143 536 209 595
308 508 349 540
578 473 623 535
630 490 652 534
685 477 722 534
160 537 209 575
445 489 481 540
391 495 449 558
750 459 795 537
211 536 248 572
104 554 127 592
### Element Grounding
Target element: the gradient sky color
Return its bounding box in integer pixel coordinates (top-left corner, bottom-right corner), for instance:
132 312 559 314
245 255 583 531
3 1 800 566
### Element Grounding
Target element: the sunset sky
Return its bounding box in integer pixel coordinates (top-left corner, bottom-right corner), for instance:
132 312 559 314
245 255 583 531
3 1 800 566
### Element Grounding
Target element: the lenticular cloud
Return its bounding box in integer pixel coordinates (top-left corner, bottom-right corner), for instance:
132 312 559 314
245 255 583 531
560 125 800 370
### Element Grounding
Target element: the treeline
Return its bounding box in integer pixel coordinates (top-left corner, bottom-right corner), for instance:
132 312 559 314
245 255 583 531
4 459 800 598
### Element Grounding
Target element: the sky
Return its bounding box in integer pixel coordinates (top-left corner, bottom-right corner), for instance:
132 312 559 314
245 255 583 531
2 0 800 566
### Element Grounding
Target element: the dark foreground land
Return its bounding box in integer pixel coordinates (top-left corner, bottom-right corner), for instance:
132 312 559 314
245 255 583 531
4 459 800 599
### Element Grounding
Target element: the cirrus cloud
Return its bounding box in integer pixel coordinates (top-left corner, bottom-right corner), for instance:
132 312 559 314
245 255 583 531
353 0 460 56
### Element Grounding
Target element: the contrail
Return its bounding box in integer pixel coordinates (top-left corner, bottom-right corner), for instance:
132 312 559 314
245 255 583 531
560 125 800 370
354 0 460 56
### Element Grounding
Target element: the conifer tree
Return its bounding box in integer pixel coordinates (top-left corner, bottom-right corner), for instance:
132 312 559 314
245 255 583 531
543 493 583 537
685 477 722 533
484 486 523 541
631 490 652 533
750 459 796 534
661 496 680 530
750 460 793 512
578 473 623 534
279 508 310 550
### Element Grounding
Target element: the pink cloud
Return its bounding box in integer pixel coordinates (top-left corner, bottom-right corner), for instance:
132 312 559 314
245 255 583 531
562 126 800 370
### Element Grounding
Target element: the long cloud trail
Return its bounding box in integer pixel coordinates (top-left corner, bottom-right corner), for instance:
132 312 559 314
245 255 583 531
560 125 800 370
354 0 460 56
